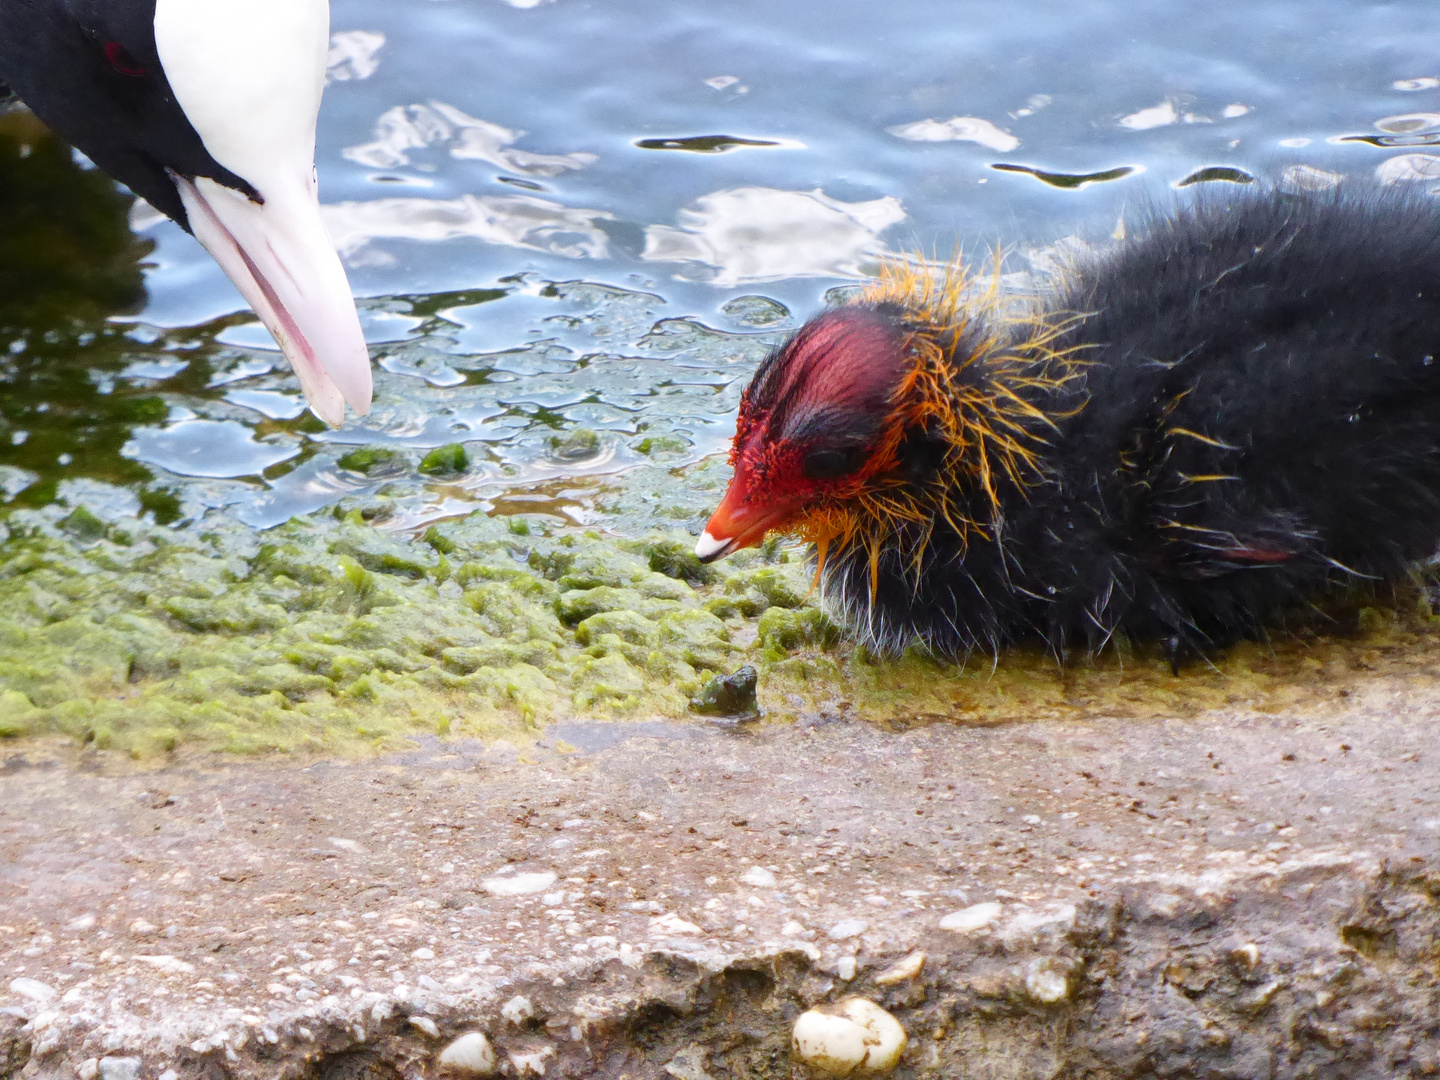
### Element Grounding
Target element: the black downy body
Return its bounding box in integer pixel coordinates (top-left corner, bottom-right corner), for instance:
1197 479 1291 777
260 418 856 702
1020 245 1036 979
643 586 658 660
824 188 1440 664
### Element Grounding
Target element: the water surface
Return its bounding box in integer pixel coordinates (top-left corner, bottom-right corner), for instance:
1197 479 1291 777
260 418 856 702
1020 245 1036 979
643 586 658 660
5 0 1440 531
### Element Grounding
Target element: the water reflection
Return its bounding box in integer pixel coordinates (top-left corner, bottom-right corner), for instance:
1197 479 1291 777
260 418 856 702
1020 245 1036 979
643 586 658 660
641 187 905 285
343 101 595 176
323 194 613 265
0 111 152 329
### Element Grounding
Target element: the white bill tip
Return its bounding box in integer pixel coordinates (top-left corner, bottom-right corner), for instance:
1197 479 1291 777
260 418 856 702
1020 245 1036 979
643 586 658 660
694 529 734 562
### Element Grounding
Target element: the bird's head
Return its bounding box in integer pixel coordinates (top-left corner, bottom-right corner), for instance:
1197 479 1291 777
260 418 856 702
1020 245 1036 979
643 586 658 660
695 305 921 562
696 262 1083 567
0 0 372 427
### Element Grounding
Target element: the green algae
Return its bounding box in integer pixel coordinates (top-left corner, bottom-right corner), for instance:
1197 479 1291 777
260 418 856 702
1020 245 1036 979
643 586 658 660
418 443 470 476
5 484 1440 761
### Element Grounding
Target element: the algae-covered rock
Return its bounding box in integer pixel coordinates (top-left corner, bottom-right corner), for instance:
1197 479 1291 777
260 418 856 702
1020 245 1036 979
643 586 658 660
654 608 732 672
558 586 649 625
0 497 1148 757
689 665 759 719
574 609 654 649
758 606 842 662
573 652 648 710
337 446 406 476
623 533 717 587
419 443 470 476
58 505 107 541
0 689 39 737
549 428 601 461
714 564 810 617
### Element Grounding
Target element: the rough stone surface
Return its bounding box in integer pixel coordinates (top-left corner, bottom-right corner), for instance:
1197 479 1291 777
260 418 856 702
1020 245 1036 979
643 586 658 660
1 678 1439 1078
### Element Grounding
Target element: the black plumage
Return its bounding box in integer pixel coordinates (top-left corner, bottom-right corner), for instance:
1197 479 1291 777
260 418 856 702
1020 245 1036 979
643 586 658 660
0 0 253 229
699 187 1440 666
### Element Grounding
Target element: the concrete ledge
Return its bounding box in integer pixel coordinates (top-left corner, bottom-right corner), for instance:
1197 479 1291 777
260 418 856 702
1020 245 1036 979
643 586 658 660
2 677 1438 1078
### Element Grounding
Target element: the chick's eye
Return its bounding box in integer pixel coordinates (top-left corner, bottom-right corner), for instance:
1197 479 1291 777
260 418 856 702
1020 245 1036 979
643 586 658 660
103 41 148 78
802 446 862 480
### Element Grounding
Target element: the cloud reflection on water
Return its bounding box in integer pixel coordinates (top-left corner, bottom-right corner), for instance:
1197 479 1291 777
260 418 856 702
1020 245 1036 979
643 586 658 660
322 193 614 265
641 186 906 286
343 101 596 176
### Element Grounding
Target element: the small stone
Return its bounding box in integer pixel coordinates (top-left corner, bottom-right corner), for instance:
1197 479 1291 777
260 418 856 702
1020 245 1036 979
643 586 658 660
651 912 702 935
66 913 97 932
740 866 776 888
508 1046 555 1077
792 997 907 1076
411 947 435 960
663 1044 715 1080
836 956 857 981
1024 958 1072 1004
549 428 601 462
98 1059 142 1080
722 294 791 327
938 902 1001 933
483 871 557 897
129 919 157 936
1231 942 1261 968
436 1031 496 1076
501 995 535 1025
8 977 55 1002
689 666 759 720
875 951 925 986
827 918 868 941
76 1059 99 1080
409 1016 440 1038
781 920 806 937
328 837 367 854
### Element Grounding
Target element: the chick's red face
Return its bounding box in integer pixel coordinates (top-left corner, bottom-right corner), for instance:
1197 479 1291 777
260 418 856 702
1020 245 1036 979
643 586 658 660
696 306 911 562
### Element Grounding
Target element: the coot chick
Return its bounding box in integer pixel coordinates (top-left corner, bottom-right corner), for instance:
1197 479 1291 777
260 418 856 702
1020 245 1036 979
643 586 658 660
695 188 1440 667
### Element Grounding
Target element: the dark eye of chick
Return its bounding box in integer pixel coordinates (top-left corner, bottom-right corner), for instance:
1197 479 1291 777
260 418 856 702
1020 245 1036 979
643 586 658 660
802 446 863 480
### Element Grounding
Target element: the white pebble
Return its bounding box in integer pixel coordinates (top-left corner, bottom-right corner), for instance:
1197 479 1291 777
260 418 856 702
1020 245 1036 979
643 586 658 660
436 1031 496 1076
938 902 1001 933
836 956 857 981
508 1046 555 1077
411 948 435 960
791 997 907 1076
409 1016 440 1038
651 912 702 936
482 872 557 897
827 918 868 941
780 920 806 937
98 1059 142 1080
76 1059 99 1080
740 866 776 888
874 952 925 986
501 995 534 1025
66 913 97 932
1232 942 1261 968
129 919 157 936
8 977 55 1002
1024 958 1072 1004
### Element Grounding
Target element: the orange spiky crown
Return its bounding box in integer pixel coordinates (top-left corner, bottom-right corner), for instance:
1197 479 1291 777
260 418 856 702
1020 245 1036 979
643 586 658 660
753 255 1087 593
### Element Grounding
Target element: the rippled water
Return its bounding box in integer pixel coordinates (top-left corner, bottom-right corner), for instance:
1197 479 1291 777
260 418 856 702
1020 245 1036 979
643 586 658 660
5 0 1440 533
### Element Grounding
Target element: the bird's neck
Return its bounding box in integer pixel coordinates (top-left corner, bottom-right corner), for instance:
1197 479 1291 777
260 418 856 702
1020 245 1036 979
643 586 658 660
801 263 1085 591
